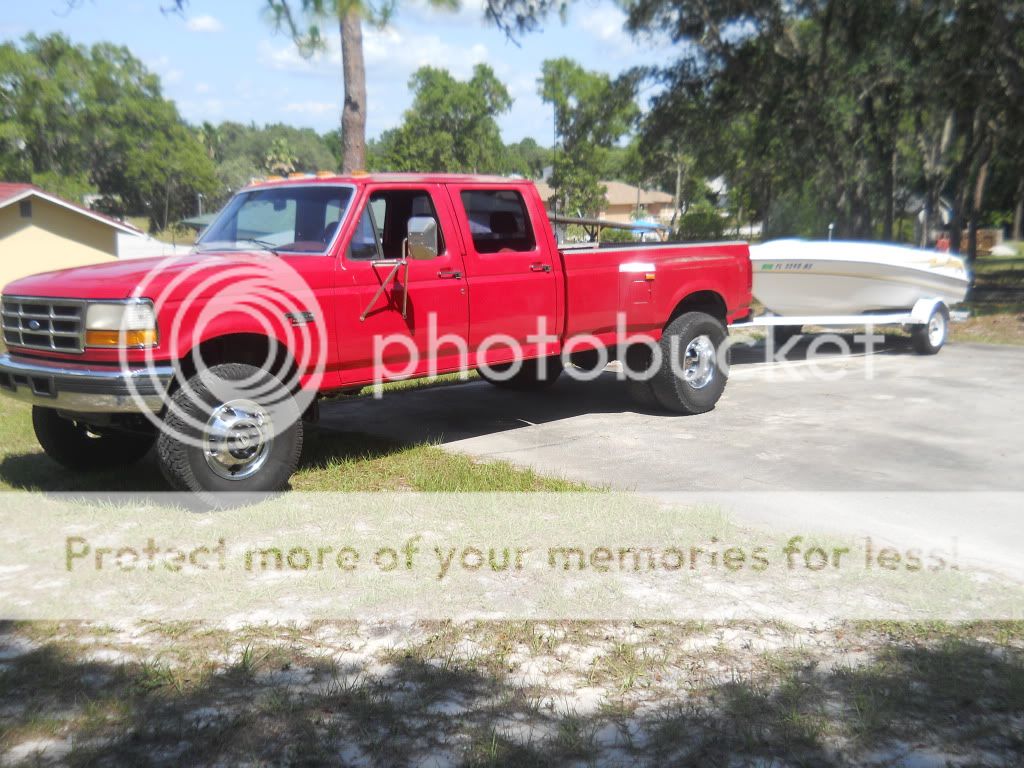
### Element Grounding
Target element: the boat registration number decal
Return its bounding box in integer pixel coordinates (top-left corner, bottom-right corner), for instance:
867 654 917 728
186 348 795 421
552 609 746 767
761 263 814 271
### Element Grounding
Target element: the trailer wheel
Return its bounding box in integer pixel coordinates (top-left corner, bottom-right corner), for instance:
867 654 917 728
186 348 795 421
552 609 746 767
32 407 154 471
649 312 728 415
157 363 303 494
911 304 949 355
478 356 563 390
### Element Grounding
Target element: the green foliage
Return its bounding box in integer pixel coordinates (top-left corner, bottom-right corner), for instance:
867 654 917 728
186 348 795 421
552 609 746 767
629 0 1024 254
503 137 549 179
264 137 298 175
540 58 638 216
377 64 512 173
0 33 218 230
599 227 635 243
675 198 724 242
215 122 336 176
29 171 95 204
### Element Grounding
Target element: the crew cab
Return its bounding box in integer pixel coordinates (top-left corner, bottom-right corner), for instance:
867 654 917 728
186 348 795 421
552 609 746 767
0 174 751 493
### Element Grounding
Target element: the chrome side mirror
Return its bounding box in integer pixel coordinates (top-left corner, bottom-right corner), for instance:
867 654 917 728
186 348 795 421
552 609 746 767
407 216 439 260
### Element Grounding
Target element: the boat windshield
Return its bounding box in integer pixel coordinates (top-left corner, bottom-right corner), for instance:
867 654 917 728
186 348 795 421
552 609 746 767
196 185 354 255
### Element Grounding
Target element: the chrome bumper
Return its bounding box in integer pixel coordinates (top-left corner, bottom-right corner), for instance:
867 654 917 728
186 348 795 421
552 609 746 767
0 354 174 413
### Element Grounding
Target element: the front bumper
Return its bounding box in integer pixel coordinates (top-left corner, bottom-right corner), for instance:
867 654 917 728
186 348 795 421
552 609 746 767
0 353 174 413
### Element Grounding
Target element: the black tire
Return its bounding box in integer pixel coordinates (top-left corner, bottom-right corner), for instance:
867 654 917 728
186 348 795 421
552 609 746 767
627 379 662 410
769 325 803 347
649 312 728 415
156 363 303 494
32 407 154 471
478 355 564 390
623 345 662 410
911 304 949 355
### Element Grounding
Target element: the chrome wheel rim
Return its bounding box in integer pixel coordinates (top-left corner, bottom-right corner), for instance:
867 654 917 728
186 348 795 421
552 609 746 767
203 399 273 481
928 312 946 347
683 335 716 389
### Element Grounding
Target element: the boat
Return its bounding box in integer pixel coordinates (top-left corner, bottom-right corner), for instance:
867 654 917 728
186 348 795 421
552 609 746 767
748 239 970 316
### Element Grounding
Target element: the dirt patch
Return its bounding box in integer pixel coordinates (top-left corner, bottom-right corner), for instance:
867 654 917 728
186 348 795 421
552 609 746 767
1 620 1022 766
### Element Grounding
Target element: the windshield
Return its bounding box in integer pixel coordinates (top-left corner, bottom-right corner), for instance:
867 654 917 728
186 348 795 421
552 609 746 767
196 185 354 254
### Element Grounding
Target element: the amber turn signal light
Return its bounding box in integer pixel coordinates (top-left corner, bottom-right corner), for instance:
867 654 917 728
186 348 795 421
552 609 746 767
85 329 158 348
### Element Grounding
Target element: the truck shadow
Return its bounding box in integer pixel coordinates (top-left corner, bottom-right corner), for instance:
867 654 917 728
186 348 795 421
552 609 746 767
0 332 918 496
315 332 920 448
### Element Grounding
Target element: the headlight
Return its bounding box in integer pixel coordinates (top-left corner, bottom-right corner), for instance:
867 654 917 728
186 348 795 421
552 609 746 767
85 301 158 348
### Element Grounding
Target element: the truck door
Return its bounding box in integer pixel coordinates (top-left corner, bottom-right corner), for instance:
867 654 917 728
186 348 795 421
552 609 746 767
334 184 469 384
448 185 559 364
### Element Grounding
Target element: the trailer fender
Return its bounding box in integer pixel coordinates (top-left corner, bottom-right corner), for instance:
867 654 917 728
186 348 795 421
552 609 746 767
910 298 946 325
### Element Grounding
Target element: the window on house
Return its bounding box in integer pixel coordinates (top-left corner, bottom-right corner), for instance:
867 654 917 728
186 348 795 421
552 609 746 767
19 200 31 219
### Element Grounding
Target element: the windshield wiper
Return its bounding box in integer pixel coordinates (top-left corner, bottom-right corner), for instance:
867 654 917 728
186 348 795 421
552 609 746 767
195 239 280 255
237 238 280 255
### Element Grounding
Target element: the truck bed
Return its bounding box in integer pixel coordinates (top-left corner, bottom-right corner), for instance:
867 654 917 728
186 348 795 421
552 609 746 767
558 241 752 343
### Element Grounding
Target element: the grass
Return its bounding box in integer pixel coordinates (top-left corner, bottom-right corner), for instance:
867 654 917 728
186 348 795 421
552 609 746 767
0 390 584 493
953 253 1024 344
125 216 197 247
2 620 1022 765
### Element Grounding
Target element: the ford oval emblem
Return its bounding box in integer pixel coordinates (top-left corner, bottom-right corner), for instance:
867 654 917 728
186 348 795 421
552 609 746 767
27 319 41 331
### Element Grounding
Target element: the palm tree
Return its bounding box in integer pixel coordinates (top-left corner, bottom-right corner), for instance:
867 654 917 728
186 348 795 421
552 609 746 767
264 138 298 175
152 1 458 172
266 0 457 173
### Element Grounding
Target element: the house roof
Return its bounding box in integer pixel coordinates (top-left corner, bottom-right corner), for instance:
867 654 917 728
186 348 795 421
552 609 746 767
0 183 143 236
531 180 674 208
601 181 674 207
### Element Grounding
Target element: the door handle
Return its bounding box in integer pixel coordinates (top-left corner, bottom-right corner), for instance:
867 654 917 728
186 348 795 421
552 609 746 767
437 269 462 279
530 263 552 273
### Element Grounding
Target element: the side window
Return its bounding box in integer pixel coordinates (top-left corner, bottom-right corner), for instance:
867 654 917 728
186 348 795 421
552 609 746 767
348 206 382 260
459 190 536 254
347 189 444 261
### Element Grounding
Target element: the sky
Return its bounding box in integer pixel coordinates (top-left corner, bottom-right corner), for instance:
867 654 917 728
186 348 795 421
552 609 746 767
0 0 678 145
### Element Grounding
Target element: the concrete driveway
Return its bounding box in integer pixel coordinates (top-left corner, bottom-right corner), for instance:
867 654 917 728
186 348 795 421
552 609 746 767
319 339 1024 578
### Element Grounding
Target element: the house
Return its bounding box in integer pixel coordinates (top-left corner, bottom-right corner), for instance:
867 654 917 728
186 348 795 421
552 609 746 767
0 183 143 289
534 180 676 224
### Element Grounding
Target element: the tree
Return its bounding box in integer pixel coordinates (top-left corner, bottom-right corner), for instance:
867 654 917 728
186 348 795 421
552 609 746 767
0 33 218 230
377 64 512 172
264 137 298 175
261 0 458 173
540 57 638 216
621 0 1024 256
503 137 549 178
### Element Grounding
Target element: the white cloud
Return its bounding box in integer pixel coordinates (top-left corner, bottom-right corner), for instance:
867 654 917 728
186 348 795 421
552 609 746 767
578 7 632 45
186 15 223 33
147 55 183 86
195 82 212 95
262 27 490 81
284 101 338 115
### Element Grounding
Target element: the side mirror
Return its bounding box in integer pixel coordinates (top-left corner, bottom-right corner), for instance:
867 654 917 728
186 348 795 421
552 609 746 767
406 216 439 260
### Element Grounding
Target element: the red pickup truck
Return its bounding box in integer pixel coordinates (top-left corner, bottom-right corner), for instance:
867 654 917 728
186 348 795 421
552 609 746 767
0 174 751 493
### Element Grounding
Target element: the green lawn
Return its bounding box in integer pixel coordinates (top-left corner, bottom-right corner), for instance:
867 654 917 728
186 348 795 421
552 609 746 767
0 392 583 493
954 254 1024 344
125 216 197 247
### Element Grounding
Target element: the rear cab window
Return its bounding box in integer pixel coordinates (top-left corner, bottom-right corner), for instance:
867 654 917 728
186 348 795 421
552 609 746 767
459 190 536 254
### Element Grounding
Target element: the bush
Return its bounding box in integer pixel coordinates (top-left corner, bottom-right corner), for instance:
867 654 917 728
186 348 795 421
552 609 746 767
675 199 726 242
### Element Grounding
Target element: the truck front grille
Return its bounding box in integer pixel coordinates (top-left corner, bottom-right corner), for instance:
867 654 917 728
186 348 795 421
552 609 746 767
1 297 85 353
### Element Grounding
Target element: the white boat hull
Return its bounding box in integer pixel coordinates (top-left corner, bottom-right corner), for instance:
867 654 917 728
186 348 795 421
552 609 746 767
749 240 969 316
